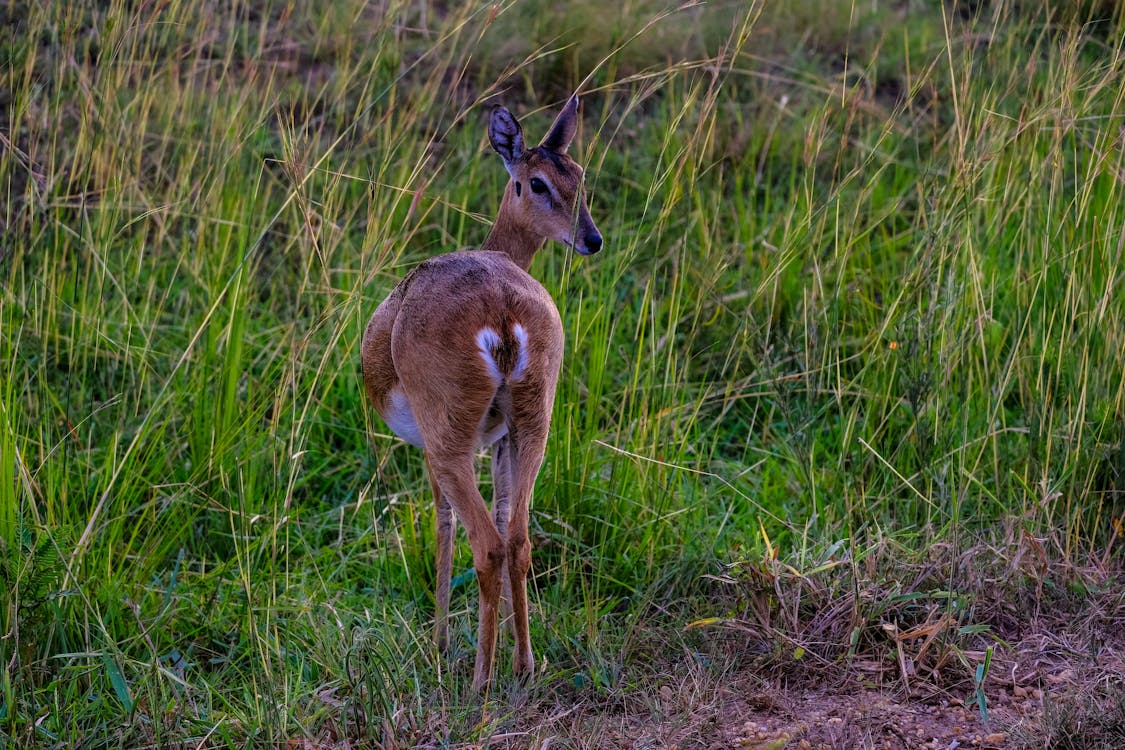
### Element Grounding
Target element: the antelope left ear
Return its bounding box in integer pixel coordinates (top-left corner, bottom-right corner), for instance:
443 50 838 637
539 95 579 154
489 106 525 170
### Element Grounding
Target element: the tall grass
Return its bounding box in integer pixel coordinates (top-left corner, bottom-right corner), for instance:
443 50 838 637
2 0 1123 745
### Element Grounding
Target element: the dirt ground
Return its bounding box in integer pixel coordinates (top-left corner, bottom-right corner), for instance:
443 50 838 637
610 683 1038 749
343 555 1125 749
514 622 1125 750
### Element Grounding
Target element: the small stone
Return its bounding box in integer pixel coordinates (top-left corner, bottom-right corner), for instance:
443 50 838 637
1046 669 1075 684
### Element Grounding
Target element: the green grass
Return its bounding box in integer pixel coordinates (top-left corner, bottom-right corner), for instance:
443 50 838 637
2 0 1124 746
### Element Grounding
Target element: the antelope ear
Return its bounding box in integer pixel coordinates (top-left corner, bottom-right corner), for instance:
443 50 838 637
488 106 525 170
539 95 579 154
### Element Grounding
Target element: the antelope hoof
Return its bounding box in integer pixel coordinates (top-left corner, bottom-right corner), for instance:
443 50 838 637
514 651 535 681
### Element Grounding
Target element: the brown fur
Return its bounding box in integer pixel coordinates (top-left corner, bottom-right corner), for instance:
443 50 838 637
360 97 601 690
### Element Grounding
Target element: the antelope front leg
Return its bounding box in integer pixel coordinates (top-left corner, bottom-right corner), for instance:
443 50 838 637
427 455 455 653
491 436 514 630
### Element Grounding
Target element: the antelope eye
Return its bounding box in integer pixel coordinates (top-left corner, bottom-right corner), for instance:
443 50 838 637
529 177 548 194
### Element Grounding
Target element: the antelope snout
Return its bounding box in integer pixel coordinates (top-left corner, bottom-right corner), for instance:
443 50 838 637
578 230 603 255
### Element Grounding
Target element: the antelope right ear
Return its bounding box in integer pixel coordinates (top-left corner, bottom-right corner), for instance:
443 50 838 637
488 106 525 171
539 95 579 154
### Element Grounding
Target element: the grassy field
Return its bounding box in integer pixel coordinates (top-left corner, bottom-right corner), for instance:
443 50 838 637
3 0 1124 746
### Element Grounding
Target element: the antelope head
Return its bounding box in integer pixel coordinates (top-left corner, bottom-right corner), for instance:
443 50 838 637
487 97 603 261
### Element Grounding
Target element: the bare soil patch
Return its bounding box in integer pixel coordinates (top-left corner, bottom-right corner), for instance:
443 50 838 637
517 637 1122 749
510 553 1125 750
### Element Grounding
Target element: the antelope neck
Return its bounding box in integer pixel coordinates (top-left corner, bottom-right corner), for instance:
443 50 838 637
479 180 545 272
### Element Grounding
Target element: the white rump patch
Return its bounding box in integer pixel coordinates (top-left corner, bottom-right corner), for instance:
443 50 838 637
476 327 504 383
510 323 530 381
476 323 530 382
384 387 425 448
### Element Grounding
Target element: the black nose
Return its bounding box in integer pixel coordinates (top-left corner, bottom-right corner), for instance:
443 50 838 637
584 232 603 254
